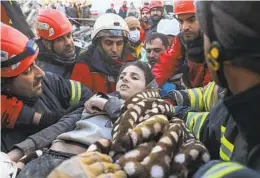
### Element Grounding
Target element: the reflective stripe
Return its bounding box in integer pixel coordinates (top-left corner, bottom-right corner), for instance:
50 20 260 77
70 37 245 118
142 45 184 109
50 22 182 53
204 82 215 111
193 112 209 139
70 80 81 105
221 126 226 137
186 112 208 139
187 88 203 110
220 135 234 161
186 112 197 131
219 125 234 161
220 145 231 161
76 81 81 103
202 162 244 178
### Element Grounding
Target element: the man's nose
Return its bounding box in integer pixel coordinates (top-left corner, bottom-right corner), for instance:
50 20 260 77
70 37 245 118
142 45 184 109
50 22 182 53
64 37 71 45
112 43 117 52
182 21 190 31
33 64 45 77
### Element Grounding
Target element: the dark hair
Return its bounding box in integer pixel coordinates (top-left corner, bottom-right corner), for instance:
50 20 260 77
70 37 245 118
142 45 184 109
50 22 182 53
118 61 154 86
1 77 15 92
145 32 169 49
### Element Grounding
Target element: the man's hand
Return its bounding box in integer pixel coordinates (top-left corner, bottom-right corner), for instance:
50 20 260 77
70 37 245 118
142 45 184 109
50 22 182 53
8 148 24 162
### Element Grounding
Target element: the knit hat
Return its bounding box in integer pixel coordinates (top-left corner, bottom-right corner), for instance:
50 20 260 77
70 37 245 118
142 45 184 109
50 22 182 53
125 16 141 30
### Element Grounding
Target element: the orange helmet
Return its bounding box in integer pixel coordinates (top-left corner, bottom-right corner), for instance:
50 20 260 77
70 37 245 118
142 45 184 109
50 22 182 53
174 0 196 15
149 0 164 10
1 23 39 78
35 9 72 41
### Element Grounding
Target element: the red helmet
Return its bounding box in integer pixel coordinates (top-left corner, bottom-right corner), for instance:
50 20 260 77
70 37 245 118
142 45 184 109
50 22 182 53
174 0 196 15
149 0 164 10
35 9 72 41
1 23 39 78
141 3 150 12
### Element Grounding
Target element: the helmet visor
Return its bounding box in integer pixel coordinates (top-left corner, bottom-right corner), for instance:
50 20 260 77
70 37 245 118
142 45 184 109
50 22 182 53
95 29 129 40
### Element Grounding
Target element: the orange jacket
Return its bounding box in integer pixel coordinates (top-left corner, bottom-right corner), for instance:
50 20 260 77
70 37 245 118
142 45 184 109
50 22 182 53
152 35 211 88
71 45 137 94
71 62 116 94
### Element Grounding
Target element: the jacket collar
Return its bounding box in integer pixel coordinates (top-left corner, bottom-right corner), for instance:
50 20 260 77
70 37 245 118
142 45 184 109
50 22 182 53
223 84 260 139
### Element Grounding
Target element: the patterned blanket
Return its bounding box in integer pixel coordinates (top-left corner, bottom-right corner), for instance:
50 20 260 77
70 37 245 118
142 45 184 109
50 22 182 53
87 89 210 178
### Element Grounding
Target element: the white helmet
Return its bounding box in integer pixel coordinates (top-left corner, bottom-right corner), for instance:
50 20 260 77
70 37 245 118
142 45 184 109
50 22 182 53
91 13 129 43
157 18 180 36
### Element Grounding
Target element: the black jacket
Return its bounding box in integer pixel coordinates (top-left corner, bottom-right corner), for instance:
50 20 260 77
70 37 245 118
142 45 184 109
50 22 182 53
36 40 82 79
198 84 260 172
1 72 93 152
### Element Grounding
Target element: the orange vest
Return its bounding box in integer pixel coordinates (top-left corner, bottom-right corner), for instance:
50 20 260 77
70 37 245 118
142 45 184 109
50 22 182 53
71 63 116 94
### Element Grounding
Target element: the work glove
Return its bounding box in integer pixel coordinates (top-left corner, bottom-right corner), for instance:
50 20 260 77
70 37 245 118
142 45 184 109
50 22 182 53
47 151 126 178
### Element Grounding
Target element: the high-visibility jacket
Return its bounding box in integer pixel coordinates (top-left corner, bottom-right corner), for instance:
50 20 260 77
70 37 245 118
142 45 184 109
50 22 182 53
126 41 147 62
152 34 211 88
165 81 223 111
71 45 137 94
194 160 260 178
164 81 225 138
1 72 93 152
178 84 260 171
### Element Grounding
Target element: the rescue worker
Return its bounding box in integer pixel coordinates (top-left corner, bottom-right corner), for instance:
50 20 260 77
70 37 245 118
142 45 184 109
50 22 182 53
35 9 80 79
118 0 128 19
124 16 147 62
146 0 164 38
174 1 260 175
1 24 93 153
140 4 150 42
145 32 179 95
152 0 211 88
71 13 137 94
145 32 169 67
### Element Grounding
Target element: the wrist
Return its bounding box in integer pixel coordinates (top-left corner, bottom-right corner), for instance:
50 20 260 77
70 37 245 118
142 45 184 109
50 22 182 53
32 112 42 125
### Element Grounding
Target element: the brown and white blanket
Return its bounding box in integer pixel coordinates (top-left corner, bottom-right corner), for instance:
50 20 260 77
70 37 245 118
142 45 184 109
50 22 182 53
87 89 210 178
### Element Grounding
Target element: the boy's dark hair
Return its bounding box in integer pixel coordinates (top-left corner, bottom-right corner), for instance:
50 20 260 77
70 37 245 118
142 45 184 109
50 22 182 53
145 32 169 49
118 61 154 86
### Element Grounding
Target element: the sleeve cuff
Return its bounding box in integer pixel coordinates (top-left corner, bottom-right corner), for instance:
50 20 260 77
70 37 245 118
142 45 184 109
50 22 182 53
15 105 35 127
14 138 36 155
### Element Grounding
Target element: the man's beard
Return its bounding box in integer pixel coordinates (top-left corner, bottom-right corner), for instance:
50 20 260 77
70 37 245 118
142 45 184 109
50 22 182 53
152 15 161 22
143 17 149 22
182 30 201 42
148 58 159 66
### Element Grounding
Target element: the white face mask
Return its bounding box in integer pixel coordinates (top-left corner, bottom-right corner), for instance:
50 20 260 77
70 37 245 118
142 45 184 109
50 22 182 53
129 30 140 43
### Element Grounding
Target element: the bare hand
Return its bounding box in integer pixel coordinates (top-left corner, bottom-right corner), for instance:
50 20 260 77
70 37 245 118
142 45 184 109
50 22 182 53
84 94 108 113
8 148 24 162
